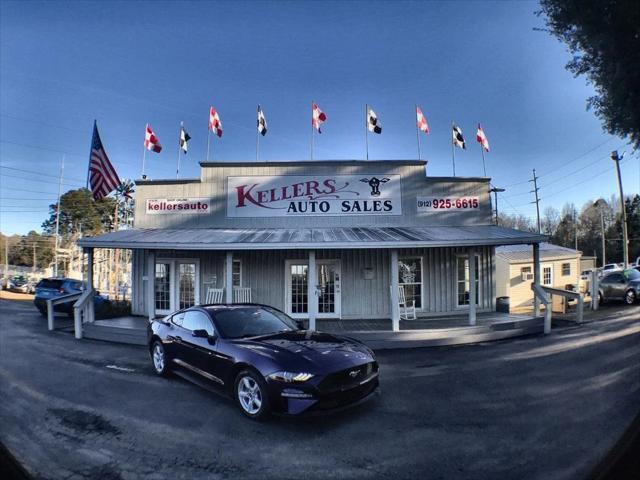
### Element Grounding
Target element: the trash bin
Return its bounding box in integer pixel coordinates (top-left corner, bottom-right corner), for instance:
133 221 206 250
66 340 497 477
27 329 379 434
496 296 510 313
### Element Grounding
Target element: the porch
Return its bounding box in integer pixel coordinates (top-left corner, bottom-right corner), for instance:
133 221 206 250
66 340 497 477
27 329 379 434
80 311 544 349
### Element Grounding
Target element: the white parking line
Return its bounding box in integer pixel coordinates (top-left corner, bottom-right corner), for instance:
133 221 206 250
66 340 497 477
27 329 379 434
105 365 136 373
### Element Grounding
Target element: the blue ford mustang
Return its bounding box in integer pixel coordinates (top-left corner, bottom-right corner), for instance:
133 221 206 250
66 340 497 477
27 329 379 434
148 304 379 419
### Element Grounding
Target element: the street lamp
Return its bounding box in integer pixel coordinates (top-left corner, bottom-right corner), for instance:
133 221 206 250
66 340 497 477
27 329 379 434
489 186 505 225
611 150 629 268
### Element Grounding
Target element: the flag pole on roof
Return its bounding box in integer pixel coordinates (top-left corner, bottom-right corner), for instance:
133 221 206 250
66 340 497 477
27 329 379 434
311 100 314 161
86 119 96 189
365 104 369 161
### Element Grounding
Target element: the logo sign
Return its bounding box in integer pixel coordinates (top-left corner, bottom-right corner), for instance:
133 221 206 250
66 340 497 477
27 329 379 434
417 196 480 212
227 175 402 217
348 370 360 378
146 198 211 215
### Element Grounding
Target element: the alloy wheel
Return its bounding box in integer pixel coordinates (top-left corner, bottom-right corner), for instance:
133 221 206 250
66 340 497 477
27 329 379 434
625 290 636 305
153 343 165 373
237 376 262 415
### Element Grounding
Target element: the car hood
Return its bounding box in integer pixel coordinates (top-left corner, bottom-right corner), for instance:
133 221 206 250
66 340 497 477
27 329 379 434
229 330 374 373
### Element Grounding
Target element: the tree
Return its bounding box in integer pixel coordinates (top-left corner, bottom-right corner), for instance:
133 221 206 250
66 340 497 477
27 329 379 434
606 194 640 263
497 213 536 232
41 189 118 242
541 206 560 236
551 203 578 248
538 1 640 148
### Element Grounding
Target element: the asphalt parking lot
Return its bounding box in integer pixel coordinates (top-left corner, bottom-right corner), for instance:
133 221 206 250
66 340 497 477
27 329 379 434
1 296 639 480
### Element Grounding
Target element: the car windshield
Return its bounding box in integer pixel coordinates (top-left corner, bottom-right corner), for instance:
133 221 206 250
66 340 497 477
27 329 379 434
623 269 640 281
213 306 298 339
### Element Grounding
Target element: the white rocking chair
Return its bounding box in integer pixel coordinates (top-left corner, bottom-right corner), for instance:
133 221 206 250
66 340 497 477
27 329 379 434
399 285 417 320
233 287 252 303
205 287 224 304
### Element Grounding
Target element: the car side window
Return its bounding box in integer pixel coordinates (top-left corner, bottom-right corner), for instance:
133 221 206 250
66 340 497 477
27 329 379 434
605 274 622 283
183 310 215 336
171 312 185 327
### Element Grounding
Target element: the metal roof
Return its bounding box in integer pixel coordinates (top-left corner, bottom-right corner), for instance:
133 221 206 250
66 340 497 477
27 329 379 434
496 242 579 263
78 226 545 251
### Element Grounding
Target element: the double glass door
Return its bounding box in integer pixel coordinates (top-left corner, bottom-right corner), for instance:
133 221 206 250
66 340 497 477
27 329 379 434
154 259 200 315
285 260 341 318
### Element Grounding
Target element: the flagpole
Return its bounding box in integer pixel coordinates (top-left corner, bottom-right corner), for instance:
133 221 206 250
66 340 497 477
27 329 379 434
54 155 65 277
141 147 147 179
480 143 487 177
451 121 456 177
256 106 260 162
176 122 182 179
365 104 369 161
415 105 421 161
86 120 95 190
206 129 211 162
310 101 314 161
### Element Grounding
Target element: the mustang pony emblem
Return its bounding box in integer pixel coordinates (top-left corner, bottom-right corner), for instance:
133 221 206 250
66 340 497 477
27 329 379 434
360 177 390 197
348 370 360 378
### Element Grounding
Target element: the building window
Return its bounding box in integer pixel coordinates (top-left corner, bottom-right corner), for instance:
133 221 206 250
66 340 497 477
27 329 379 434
399 257 422 309
457 255 480 306
521 266 532 275
543 266 552 285
290 264 308 314
232 259 242 287
561 263 571 276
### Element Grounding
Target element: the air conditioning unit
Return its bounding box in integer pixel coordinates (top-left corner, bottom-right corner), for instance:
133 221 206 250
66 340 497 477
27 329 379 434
522 272 534 281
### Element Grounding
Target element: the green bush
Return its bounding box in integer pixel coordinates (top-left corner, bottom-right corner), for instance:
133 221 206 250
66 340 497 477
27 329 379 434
95 299 131 319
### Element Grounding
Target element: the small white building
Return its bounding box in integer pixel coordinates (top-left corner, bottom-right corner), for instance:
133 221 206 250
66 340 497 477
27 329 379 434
495 243 581 312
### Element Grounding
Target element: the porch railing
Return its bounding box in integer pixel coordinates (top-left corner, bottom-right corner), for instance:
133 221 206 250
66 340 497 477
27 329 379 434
73 289 95 339
531 284 584 334
47 292 82 332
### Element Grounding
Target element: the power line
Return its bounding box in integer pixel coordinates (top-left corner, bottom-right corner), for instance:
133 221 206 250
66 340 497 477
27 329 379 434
537 137 616 178
0 165 85 183
0 172 84 188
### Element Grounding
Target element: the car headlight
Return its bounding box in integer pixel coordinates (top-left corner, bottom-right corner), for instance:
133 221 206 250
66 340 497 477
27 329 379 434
267 371 315 383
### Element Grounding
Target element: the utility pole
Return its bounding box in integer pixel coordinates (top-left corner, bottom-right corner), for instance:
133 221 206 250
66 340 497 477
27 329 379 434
529 169 541 234
574 207 578 251
4 237 8 281
611 150 629 267
489 186 505 225
32 244 36 274
594 199 606 267
54 155 65 277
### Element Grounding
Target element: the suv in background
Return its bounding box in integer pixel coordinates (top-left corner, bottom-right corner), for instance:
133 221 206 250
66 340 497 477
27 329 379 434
33 278 106 316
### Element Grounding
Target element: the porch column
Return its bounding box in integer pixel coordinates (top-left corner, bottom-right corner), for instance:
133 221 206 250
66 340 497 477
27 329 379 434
390 249 400 332
86 247 94 291
225 251 233 304
468 248 477 326
307 250 317 331
533 243 541 317
147 250 155 321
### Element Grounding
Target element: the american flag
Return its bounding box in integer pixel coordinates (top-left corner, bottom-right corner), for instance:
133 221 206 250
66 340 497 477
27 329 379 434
89 121 120 200
209 106 223 137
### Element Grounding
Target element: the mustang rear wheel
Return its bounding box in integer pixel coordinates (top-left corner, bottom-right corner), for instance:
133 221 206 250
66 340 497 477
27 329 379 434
151 341 170 377
234 370 270 420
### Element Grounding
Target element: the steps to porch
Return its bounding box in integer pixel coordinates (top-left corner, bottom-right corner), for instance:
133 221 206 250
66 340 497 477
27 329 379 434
80 312 543 349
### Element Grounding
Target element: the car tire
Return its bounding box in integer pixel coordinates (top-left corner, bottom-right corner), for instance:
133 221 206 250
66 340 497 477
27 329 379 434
234 369 270 420
598 292 604 305
151 341 171 377
624 290 636 305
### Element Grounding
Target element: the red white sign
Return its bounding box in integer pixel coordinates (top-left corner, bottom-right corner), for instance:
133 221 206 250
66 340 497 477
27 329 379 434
227 175 402 217
146 198 211 215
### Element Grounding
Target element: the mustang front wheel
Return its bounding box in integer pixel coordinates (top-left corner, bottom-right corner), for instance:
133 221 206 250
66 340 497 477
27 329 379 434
234 370 270 420
151 341 170 377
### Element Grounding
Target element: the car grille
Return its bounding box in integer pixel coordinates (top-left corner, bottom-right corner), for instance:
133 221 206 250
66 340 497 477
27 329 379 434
318 362 378 393
312 377 378 411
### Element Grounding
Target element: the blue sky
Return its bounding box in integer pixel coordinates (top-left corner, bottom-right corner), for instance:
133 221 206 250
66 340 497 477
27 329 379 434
1 0 638 235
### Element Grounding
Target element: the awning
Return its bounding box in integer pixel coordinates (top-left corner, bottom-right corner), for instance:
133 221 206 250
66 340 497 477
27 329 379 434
77 226 546 250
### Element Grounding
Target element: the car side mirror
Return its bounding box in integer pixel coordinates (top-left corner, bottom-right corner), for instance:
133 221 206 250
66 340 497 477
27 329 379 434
192 329 209 338
295 319 305 330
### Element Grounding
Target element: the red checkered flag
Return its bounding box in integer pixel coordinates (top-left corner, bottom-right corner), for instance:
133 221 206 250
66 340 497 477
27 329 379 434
312 103 327 133
209 106 223 137
416 106 429 134
476 124 490 152
144 124 162 153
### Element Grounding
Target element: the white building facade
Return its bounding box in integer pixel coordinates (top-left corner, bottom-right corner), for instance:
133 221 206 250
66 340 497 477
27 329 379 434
79 160 545 330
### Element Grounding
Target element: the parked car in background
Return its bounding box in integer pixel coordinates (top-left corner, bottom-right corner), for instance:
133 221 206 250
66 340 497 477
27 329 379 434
598 269 640 305
33 278 107 316
599 263 623 277
148 304 379 419
8 275 30 293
